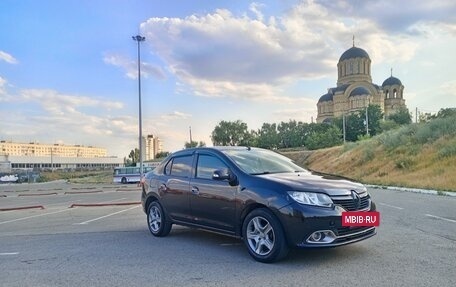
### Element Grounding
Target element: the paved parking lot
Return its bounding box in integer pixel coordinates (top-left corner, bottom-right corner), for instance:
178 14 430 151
1 182 455 287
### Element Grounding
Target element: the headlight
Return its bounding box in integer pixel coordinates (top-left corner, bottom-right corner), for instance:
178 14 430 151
288 191 333 207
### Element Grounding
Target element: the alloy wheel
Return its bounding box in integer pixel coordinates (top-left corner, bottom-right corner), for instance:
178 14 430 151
148 205 162 233
246 216 275 256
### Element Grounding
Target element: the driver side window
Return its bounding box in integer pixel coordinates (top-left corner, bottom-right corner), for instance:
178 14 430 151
196 154 227 180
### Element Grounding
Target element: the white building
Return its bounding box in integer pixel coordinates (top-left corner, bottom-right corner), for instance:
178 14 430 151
144 134 163 160
0 141 123 171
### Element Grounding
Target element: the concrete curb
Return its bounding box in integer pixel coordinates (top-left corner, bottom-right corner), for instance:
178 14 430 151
17 192 58 197
69 202 141 208
0 205 45 211
116 188 141 192
64 190 103 195
367 185 456 197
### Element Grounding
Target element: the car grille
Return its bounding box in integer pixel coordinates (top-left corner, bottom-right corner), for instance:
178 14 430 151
331 193 370 211
336 226 372 237
334 226 376 243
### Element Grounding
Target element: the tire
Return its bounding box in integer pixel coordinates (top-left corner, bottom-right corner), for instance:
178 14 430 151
147 201 172 237
121 177 127 184
242 208 289 263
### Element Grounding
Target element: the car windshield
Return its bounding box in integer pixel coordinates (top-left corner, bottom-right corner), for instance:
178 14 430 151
222 148 307 175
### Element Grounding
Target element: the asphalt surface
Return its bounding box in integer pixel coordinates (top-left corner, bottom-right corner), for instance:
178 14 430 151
0 182 455 287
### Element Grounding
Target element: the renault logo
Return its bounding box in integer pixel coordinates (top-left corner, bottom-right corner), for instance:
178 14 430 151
351 190 361 210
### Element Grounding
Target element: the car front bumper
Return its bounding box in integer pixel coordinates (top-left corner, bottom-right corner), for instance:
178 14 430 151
276 202 377 248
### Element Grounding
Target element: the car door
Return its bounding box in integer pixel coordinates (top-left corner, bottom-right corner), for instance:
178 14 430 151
159 154 193 223
189 152 237 234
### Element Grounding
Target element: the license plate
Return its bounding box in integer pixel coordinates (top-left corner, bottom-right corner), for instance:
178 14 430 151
342 211 380 227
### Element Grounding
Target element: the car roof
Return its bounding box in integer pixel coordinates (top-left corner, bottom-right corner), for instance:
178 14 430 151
171 146 258 156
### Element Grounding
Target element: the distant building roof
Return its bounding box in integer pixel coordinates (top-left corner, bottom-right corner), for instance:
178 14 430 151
339 46 370 62
318 92 333 103
349 87 370 97
382 76 402 87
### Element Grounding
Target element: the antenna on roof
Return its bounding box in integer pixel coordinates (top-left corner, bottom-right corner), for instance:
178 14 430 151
353 35 355 47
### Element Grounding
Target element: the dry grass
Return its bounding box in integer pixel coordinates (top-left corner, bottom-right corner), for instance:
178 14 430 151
39 170 113 184
283 133 456 192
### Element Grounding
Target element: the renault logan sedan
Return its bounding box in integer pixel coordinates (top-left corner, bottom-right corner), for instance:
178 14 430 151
141 147 376 262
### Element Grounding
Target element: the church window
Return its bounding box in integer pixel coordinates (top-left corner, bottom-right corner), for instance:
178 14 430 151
393 89 397 98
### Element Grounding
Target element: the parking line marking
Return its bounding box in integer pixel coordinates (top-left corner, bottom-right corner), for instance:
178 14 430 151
0 252 19 256
378 202 404 210
0 209 70 225
75 205 140 225
425 214 456 223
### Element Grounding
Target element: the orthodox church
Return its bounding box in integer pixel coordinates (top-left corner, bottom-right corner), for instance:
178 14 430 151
316 41 406 123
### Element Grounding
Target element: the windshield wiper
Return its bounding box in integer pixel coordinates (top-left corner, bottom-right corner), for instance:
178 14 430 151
250 171 271 175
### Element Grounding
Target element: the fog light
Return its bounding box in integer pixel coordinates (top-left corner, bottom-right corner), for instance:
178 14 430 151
311 232 323 241
306 230 337 244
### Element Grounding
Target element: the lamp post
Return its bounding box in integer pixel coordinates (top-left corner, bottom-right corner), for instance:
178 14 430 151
132 35 145 178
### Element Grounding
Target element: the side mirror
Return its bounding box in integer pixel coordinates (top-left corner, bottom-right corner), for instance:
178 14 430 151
212 169 238 186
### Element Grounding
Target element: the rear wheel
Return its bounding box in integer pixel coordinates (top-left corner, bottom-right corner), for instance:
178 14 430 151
147 201 172 237
242 208 289 263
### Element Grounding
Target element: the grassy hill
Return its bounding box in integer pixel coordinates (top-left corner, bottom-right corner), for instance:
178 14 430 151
283 115 456 192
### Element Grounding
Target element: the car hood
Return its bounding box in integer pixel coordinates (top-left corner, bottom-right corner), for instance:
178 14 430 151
257 171 365 196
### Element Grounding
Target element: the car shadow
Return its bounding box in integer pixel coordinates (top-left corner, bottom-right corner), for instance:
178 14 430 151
162 226 371 264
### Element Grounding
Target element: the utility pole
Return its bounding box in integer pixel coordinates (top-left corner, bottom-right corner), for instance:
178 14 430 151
132 35 146 178
365 106 369 136
189 126 193 143
343 114 346 143
416 107 418 123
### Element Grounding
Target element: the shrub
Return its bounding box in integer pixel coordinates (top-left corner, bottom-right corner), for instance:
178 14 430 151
395 158 414 170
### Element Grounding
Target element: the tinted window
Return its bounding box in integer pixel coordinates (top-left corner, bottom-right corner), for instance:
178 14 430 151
196 154 227 179
222 148 306 175
170 155 193 177
164 159 172 175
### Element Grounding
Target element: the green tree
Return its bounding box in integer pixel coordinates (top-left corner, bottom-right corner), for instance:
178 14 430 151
155 151 170 158
277 120 306 148
257 123 279 149
184 141 206 149
334 104 383 141
435 108 456 119
419 112 434 123
123 157 132 167
304 124 342 150
367 104 383 136
388 106 412 125
211 120 250 146
127 148 139 166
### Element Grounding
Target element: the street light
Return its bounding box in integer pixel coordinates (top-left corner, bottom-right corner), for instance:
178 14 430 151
132 35 145 179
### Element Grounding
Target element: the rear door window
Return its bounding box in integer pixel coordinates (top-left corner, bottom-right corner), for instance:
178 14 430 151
170 155 193 178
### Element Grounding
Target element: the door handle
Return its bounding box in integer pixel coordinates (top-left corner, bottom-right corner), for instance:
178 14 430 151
191 186 199 195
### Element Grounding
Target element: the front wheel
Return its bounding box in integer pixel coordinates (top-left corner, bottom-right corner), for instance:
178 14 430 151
147 201 172 237
242 208 289 263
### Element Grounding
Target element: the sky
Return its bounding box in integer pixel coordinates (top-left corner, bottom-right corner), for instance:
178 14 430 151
1 0 456 158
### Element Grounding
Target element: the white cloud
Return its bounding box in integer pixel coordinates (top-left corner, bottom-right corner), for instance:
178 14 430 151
316 0 456 34
440 80 456 96
0 51 18 64
160 111 192 121
103 52 166 80
249 2 265 22
273 107 318 123
20 89 124 112
140 0 418 101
